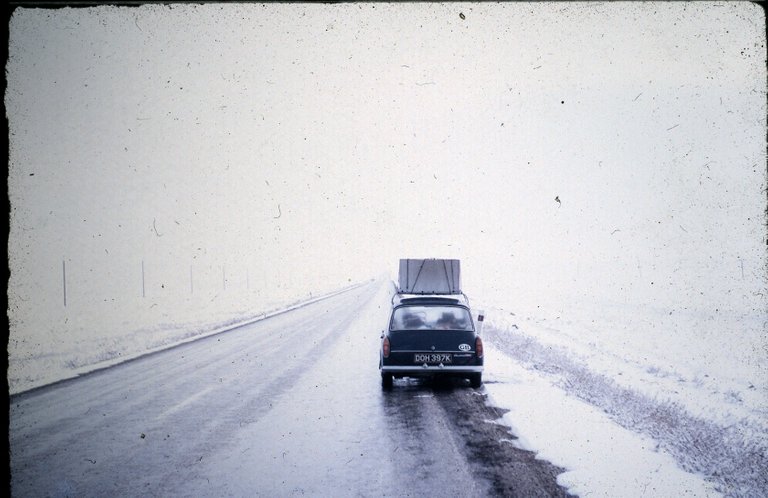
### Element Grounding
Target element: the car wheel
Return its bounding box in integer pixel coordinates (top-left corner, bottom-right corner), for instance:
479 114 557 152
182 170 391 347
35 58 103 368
381 373 393 390
469 373 482 388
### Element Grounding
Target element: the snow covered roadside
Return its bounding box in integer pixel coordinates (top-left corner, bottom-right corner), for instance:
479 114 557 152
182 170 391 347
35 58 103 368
8 281 370 395
483 342 720 497
481 314 768 497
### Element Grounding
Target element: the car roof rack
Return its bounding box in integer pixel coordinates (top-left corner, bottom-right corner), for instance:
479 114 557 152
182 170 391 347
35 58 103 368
391 292 470 307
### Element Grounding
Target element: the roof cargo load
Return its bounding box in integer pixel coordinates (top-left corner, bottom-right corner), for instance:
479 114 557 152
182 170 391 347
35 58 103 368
398 258 461 295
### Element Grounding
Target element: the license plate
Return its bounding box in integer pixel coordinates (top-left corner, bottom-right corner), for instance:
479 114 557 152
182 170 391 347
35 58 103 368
414 353 453 364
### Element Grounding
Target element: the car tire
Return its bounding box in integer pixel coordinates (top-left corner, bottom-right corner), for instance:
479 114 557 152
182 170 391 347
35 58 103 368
381 373 393 390
469 373 482 388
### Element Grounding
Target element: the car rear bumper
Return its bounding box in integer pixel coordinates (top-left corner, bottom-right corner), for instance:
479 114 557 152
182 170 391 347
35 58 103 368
381 365 483 375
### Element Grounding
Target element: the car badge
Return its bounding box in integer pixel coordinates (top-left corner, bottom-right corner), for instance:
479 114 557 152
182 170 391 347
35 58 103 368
458 343 471 351
431 345 436 351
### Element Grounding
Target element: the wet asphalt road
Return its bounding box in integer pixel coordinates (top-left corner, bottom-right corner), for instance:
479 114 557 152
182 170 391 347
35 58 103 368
10 281 567 497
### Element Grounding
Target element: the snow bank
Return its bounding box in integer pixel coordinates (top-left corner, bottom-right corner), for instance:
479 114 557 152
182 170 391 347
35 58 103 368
484 343 721 497
480 304 768 497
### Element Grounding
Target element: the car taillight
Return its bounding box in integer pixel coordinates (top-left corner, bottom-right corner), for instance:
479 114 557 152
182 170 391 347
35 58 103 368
383 337 391 358
475 336 484 358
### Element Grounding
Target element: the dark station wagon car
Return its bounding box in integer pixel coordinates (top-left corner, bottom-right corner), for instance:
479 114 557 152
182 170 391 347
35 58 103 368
379 295 484 389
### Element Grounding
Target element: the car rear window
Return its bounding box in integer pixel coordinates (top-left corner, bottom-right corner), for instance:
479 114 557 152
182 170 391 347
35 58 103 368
390 305 473 331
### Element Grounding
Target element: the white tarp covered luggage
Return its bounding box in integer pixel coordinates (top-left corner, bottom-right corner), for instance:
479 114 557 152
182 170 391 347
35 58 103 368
398 258 461 295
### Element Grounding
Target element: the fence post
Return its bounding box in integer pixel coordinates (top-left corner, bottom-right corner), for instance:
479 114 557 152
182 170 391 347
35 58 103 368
62 260 67 307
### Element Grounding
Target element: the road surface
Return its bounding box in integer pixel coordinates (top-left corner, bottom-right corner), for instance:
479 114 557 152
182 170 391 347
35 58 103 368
10 281 568 497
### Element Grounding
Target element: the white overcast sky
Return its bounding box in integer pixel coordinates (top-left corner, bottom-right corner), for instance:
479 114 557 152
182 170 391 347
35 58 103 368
7 3 767 347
